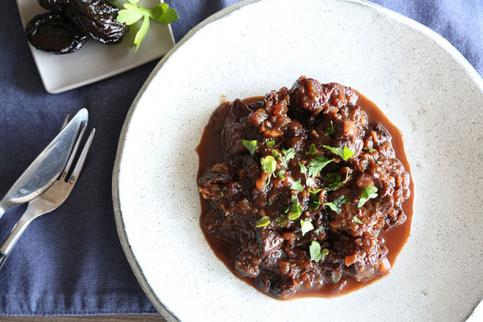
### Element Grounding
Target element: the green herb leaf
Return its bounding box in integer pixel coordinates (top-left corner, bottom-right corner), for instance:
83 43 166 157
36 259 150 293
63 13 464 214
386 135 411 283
309 199 321 210
358 184 378 208
324 195 349 214
309 241 321 262
308 143 318 156
309 241 329 263
256 216 271 228
308 156 333 177
277 169 286 179
290 180 304 192
325 121 334 136
308 188 322 210
282 148 296 162
299 162 307 175
134 15 150 50
322 145 354 161
241 139 257 155
150 3 178 25
266 139 276 148
352 216 364 224
300 219 314 236
325 173 343 191
117 1 179 50
260 155 277 175
117 8 144 25
287 196 302 220
309 188 322 194
272 148 296 169
271 149 281 160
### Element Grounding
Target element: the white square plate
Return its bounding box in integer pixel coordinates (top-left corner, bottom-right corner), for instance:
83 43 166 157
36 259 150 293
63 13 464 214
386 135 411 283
16 0 175 94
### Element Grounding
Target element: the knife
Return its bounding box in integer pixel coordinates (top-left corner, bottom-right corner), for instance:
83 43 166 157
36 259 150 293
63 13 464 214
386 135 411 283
0 108 88 218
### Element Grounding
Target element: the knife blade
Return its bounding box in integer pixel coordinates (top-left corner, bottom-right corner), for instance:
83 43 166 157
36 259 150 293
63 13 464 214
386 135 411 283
0 108 88 218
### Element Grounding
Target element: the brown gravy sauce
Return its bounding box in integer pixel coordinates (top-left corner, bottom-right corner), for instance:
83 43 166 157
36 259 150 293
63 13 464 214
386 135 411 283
197 92 414 299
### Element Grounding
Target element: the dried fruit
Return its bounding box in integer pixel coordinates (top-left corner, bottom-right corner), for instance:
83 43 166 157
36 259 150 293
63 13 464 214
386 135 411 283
38 0 70 13
26 13 87 54
65 0 127 44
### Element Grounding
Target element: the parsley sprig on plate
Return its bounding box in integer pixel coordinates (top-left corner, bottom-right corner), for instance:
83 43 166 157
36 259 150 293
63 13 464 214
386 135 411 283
117 0 178 50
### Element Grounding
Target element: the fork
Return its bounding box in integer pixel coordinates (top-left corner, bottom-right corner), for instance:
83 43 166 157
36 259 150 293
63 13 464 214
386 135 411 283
0 123 95 270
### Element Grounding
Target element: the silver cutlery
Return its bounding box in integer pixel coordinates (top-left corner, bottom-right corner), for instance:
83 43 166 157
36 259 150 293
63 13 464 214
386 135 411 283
0 123 95 269
0 109 89 218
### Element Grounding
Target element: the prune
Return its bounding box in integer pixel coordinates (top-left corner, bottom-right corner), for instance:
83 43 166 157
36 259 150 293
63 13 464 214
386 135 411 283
65 0 127 44
26 13 88 54
38 0 70 13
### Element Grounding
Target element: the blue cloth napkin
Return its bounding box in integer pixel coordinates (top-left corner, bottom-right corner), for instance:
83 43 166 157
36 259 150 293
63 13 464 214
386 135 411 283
0 0 480 316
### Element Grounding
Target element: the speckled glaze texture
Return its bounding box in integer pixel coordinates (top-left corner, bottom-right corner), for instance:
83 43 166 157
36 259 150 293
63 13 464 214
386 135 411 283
113 0 483 321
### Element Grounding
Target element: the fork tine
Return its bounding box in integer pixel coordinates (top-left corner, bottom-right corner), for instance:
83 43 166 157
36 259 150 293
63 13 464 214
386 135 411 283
61 121 87 180
59 114 70 131
69 128 95 184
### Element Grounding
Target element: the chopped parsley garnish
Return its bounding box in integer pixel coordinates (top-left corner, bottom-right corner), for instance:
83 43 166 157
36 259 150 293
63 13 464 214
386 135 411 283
324 195 349 214
322 145 354 161
287 195 302 220
325 172 348 191
271 149 281 159
299 162 307 175
266 139 276 147
308 156 333 177
300 219 314 236
352 216 364 224
357 184 378 208
272 148 295 168
308 188 322 194
241 139 257 155
310 200 321 211
325 121 334 135
290 180 304 192
256 216 270 228
276 169 286 179
308 143 318 156
260 155 277 187
309 189 322 210
282 148 296 162
309 241 329 263
260 155 277 174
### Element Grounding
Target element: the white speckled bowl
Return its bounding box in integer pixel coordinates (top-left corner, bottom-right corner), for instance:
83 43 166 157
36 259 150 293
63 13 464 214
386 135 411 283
112 0 483 321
